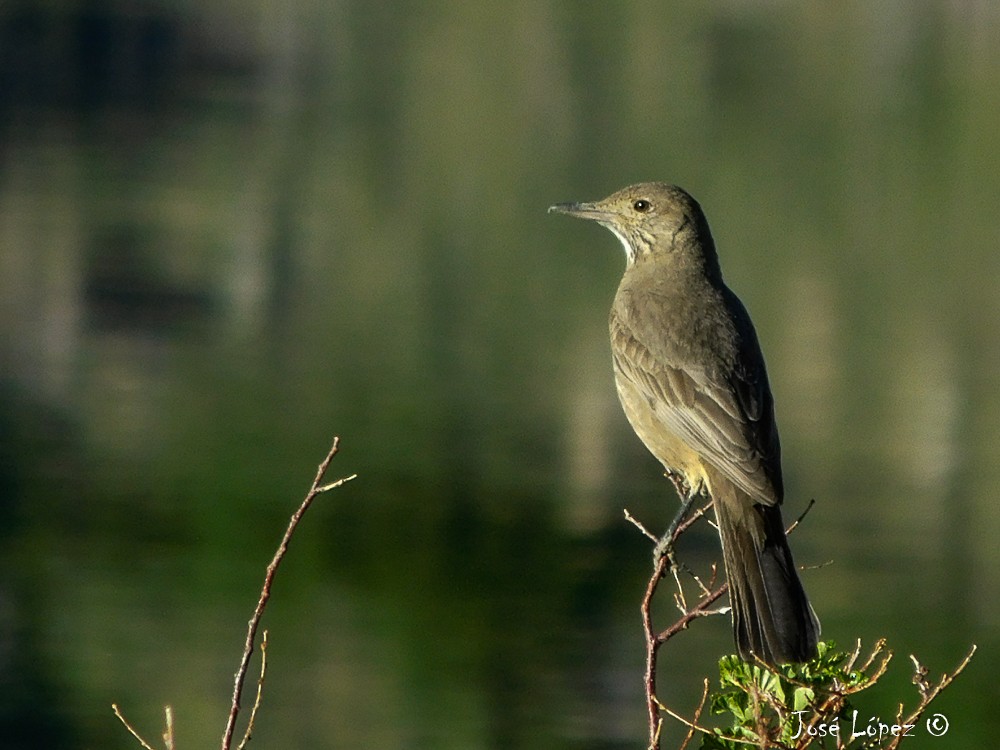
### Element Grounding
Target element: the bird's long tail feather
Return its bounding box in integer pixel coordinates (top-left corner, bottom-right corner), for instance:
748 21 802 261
714 488 820 665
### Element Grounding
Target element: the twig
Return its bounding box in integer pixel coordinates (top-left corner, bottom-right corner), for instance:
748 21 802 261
657 582 729 643
863 641 894 686
670 566 688 612
677 678 711 750
625 499 713 549
785 498 816 535
221 437 356 750
656 688 756 748
640 551 729 747
112 704 159 750
656 703 725 744
163 706 174 750
687 564 717 599
625 508 660 543
674 500 713 538
886 645 977 750
236 630 269 750
843 638 864 673
642 552 669 748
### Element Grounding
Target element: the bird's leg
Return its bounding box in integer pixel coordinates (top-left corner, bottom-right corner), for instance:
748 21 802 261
653 472 698 570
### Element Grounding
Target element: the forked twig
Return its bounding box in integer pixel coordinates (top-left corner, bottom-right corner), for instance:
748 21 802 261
112 437 355 750
221 437 356 750
885 645 977 750
236 630 270 750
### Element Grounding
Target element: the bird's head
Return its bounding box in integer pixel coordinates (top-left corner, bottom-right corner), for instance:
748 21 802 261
549 182 718 275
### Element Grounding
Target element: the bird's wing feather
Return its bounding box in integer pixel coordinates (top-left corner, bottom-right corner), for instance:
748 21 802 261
611 311 782 505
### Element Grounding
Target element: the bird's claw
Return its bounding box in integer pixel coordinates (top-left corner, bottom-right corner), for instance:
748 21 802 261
652 533 679 574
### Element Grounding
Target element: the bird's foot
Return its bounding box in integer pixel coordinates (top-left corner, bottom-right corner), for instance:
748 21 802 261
652 532 678 573
652 489 700 574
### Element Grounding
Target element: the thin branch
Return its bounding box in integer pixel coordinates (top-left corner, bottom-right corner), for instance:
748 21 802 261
655 703 720 744
625 508 660 544
635 495 719 750
670 566 688 613
687 563 718 599
221 436 357 750
658 693 756 748
163 706 174 750
849 637 892 689
843 638 864 673
642 552 669 748
657 581 729 643
886 645 977 750
677 678 711 750
625 499 713 550
673 500 713 539
784 498 816 535
236 630 269 750
112 705 158 750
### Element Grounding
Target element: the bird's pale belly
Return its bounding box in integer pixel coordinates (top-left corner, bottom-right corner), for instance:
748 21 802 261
614 373 711 497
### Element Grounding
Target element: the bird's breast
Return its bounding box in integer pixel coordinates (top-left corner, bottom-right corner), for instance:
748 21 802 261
613 370 711 494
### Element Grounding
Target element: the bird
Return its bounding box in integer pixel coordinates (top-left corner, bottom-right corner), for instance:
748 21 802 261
549 182 819 665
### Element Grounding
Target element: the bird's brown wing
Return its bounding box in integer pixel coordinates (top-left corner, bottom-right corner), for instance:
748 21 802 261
611 311 782 505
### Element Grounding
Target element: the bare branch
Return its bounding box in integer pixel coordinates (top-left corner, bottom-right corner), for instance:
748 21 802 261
843 638 864 673
673 500 713 539
163 706 174 750
111 704 161 750
657 582 728 643
633 487 820 749
677 679 711 750
221 436 356 750
236 630 269 750
642 552 669 747
625 508 660 543
886 645 977 750
656 702 733 745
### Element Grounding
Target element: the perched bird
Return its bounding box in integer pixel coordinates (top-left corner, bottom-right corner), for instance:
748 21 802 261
550 183 819 665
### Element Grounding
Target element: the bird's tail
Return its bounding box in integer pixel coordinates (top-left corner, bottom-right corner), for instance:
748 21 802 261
714 486 820 665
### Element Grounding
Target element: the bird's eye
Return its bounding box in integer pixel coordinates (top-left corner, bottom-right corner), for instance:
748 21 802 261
633 199 651 213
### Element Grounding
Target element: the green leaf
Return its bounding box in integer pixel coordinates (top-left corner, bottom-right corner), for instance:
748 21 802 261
792 686 815 712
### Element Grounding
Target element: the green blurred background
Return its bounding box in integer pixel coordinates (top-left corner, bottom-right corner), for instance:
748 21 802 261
1 2 997 748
